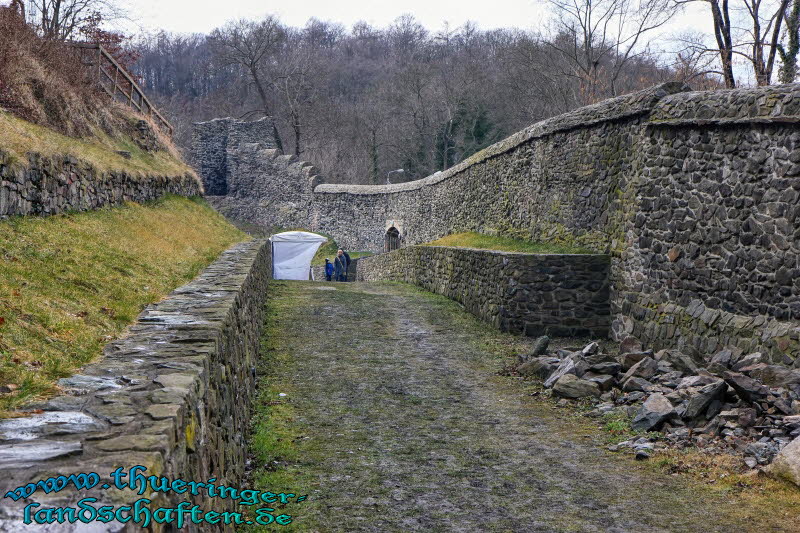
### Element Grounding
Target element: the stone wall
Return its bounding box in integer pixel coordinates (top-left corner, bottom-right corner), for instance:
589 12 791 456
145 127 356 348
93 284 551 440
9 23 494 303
0 150 202 218
310 83 689 253
194 83 800 364
0 240 270 531
357 246 611 337
615 86 800 364
192 117 320 230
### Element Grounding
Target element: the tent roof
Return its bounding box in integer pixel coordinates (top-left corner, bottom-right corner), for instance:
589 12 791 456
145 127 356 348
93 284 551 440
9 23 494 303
269 231 328 243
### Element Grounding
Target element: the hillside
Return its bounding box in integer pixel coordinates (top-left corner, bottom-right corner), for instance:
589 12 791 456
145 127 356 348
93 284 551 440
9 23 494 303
0 196 247 416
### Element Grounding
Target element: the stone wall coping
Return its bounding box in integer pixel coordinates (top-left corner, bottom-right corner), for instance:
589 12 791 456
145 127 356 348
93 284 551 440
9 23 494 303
313 82 689 196
648 83 800 124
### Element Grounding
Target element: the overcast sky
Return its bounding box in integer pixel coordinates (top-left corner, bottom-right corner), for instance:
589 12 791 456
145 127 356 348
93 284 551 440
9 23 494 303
122 0 711 47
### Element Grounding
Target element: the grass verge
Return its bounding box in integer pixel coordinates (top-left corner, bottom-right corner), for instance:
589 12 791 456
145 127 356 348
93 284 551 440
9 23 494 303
244 282 317 530
0 195 247 415
424 231 594 254
0 111 194 177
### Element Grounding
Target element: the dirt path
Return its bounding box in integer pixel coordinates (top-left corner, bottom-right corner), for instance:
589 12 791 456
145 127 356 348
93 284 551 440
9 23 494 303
249 281 796 532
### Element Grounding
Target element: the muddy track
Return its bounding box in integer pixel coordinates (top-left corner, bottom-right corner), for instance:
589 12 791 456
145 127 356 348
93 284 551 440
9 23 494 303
255 281 792 532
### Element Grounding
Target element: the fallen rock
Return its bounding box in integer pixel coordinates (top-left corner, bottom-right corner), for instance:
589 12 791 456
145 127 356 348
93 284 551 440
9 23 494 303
737 408 757 428
619 336 643 354
732 352 765 372
517 357 560 379
582 372 616 391
709 348 734 369
530 335 550 357
588 362 622 375
622 376 653 392
585 352 618 365
631 393 676 431
683 379 727 420
677 375 719 389
544 358 576 388
619 351 651 370
581 342 600 356
621 357 660 382
552 374 601 399
745 365 800 388
656 350 699 375
723 371 769 403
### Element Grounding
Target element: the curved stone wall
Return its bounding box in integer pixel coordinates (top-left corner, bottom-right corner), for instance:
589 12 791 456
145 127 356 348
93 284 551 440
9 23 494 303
192 82 800 364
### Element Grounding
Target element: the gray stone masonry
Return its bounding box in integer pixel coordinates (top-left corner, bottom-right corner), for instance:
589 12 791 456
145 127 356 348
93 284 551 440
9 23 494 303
0 240 270 532
193 82 800 365
0 150 202 218
357 246 611 338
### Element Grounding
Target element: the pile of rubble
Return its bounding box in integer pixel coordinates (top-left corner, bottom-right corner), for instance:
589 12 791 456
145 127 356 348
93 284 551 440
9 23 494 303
515 336 800 468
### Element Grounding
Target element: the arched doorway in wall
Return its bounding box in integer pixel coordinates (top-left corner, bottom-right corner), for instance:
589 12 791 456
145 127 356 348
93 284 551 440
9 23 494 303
385 227 401 252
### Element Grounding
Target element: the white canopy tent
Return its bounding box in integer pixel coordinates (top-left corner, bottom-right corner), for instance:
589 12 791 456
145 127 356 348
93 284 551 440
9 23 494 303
269 231 328 280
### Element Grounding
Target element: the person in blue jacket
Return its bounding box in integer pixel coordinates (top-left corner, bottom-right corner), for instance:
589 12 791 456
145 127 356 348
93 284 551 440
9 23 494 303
324 258 334 281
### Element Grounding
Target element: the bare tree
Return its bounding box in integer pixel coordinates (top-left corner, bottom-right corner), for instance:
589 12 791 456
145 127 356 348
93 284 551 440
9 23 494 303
676 0 796 87
543 0 678 103
209 16 286 150
136 15 677 185
25 0 123 41
778 0 800 81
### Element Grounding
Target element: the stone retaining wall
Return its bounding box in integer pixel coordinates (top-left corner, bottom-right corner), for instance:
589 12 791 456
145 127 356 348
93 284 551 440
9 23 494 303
193 82 800 364
357 246 610 337
0 239 270 531
0 150 202 218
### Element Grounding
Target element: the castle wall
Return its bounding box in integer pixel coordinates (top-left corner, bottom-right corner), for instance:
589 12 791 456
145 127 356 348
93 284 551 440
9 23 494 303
0 240 272 531
192 83 800 364
0 151 202 218
357 246 611 338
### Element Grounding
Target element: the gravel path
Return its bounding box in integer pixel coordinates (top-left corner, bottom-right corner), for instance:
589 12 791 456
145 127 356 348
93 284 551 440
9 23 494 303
253 281 791 532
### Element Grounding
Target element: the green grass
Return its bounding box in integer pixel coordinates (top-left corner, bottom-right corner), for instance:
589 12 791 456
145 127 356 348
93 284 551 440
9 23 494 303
0 111 195 178
0 196 247 415
424 232 594 254
242 282 315 530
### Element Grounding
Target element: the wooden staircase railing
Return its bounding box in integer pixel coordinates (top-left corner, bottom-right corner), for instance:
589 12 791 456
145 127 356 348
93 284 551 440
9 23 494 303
71 42 174 137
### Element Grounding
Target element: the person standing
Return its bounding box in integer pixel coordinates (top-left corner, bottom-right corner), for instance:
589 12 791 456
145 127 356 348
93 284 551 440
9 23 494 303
334 250 347 282
342 249 352 281
324 258 334 282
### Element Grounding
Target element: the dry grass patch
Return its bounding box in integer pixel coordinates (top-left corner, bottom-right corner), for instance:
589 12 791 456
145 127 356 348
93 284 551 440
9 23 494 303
648 449 800 525
0 196 247 415
0 111 193 177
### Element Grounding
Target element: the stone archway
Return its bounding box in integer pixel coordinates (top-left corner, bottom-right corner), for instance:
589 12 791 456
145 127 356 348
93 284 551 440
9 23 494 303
385 227 401 252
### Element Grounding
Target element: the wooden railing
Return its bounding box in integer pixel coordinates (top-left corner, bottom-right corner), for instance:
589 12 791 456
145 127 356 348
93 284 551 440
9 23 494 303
71 43 174 137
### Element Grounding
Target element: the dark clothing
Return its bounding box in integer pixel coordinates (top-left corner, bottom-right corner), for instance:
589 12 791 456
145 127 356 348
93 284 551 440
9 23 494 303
334 256 347 281
342 252 351 281
325 261 334 282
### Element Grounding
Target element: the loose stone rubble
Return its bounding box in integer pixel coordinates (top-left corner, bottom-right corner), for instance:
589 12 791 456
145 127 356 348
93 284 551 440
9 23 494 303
515 335 800 477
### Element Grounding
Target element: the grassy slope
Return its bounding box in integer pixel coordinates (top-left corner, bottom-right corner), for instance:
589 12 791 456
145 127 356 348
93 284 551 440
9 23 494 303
424 231 594 254
0 111 193 177
0 196 247 414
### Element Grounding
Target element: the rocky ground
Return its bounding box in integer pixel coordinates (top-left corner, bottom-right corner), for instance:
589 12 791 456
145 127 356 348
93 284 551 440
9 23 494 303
514 334 800 472
246 281 800 532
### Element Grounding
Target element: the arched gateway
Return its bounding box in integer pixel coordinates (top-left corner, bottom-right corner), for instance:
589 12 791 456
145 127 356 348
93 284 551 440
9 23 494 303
385 227 401 252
